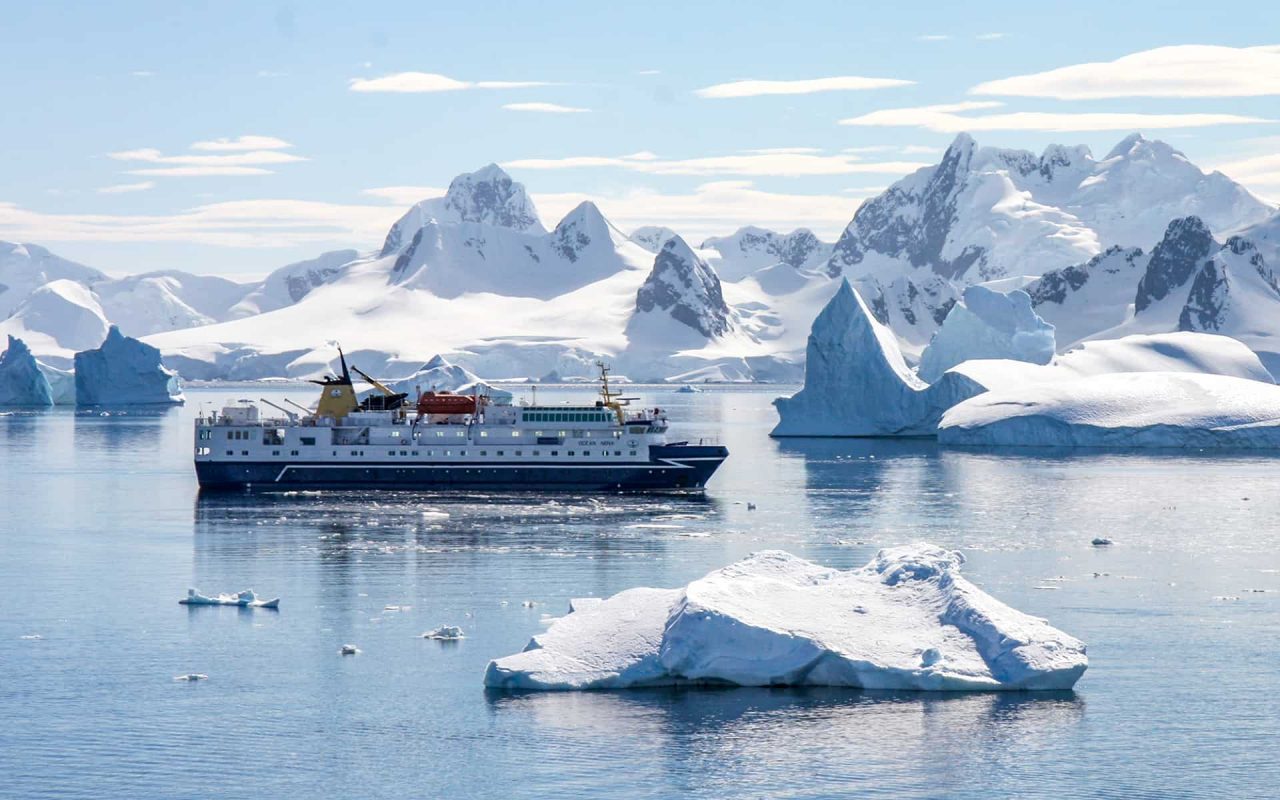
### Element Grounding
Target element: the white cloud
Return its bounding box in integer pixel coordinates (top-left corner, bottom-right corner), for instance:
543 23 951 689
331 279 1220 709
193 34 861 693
694 75 914 98
107 145 306 177
503 150 929 177
361 186 447 205
637 69 661 75
191 135 293 152
916 35 950 42
502 102 590 114
126 167 274 177
97 181 155 194
348 72 551 93
971 44 1280 99
840 100 1271 132
1213 150 1280 200
744 147 823 155
975 32 1006 41
0 198 401 248
0 182 866 249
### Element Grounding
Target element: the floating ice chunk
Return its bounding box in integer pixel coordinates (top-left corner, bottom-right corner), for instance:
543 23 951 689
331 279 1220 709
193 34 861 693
674 384 702 394
340 644 360 655
174 673 208 682
20 634 43 641
918 286 1056 383
74 325 183 405
939 372 1280 449
0 335 54 407
772 281 991 437
484 544 1087 691
522 600 537 608
423 625 465 640
1091 538 1114 546
179 588 280 609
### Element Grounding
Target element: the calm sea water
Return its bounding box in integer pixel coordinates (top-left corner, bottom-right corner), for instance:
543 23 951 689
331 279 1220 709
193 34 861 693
1 386 1278 799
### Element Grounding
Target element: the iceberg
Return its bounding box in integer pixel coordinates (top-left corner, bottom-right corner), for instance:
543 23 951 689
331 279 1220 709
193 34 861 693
917 286 1055 383
74 325 184 406
0 335 54 406
179 588 279 608
423 625 465 640
938 371 1280 448
771 280 989 437
484 545 1087 691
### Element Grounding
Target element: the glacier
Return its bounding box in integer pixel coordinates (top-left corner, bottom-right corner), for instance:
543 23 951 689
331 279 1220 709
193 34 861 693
0 335 54 406
484 545 1087 691
74 325 184 406
917 286 1056 383
938 371 1280 449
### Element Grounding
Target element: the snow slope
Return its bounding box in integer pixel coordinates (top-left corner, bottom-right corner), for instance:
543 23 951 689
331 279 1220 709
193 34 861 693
0 241 105 320
484 545 1087 691
939 372 1280 448
700 226 832 282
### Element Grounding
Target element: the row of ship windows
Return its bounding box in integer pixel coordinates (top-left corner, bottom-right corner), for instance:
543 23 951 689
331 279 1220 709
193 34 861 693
523 412 611 423
211 449 641 458
205 429 629 444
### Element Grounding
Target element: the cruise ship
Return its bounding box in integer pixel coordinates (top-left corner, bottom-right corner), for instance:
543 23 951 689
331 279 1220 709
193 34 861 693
193 354 728 491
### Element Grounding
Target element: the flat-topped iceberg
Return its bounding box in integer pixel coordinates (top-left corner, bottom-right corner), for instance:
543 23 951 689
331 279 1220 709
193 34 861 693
74 325 183 405
179 588 279 608
0 335 54 407
772 280 989 437
917 286 1055 383
938 371 1280 448
484 545 1087 691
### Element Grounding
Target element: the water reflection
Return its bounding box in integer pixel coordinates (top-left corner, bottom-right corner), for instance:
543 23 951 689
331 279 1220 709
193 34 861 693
488 687 1084 797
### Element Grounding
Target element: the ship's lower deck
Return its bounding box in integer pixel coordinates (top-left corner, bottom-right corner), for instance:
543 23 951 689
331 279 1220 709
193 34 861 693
195 445 728 492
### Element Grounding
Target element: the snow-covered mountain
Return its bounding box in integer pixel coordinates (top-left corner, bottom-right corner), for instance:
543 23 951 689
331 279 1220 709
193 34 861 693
1028 214 1280 371
4 136 1278 384
701 227 832 282
826 133 1272 285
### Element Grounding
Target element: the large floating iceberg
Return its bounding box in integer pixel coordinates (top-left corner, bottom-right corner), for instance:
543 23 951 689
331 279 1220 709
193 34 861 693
771 280 989 437
484 545 1087 691
0 335 54 407
917 286 1055 383
74 325 184 406
938 371 1280 449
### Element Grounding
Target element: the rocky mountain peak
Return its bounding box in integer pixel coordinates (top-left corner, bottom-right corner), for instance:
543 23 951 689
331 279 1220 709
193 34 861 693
550 201 615 263
1135 216 1219 313
439 164 544 232
635 236 732 339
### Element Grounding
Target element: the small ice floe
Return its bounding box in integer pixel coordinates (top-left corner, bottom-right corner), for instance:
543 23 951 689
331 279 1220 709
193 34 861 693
674 384 701 394
180 588 279 609
174 673 208 682
340 644 360 655
1091 538 1114 547
1033 585 1061 591
485 544 1088 692
522 600 536 608
1213 595 1241 602
383 605 411 612
20 634 43 640
422 625 465 640
420 511 450 521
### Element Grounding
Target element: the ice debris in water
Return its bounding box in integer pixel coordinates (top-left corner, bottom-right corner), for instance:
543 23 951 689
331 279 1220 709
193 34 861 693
423 625 465 640
1091 538 1114 546
179 588 279 608
484 543 1088 692
340 644 360 655
174 673 208 682
20 634 43 640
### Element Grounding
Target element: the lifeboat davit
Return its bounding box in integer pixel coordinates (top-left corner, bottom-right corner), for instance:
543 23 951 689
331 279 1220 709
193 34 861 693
417 392 478 416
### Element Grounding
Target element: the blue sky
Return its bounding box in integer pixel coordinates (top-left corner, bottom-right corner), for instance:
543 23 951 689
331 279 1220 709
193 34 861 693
2 1 1278 277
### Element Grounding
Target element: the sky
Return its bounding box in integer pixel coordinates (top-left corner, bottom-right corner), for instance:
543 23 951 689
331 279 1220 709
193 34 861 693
2 0 1279 278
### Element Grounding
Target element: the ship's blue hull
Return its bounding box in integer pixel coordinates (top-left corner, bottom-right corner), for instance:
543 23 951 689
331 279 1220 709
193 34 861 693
195 444 728 492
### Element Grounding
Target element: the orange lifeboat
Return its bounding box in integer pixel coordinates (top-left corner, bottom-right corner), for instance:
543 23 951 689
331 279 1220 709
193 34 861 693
416 392 478 416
